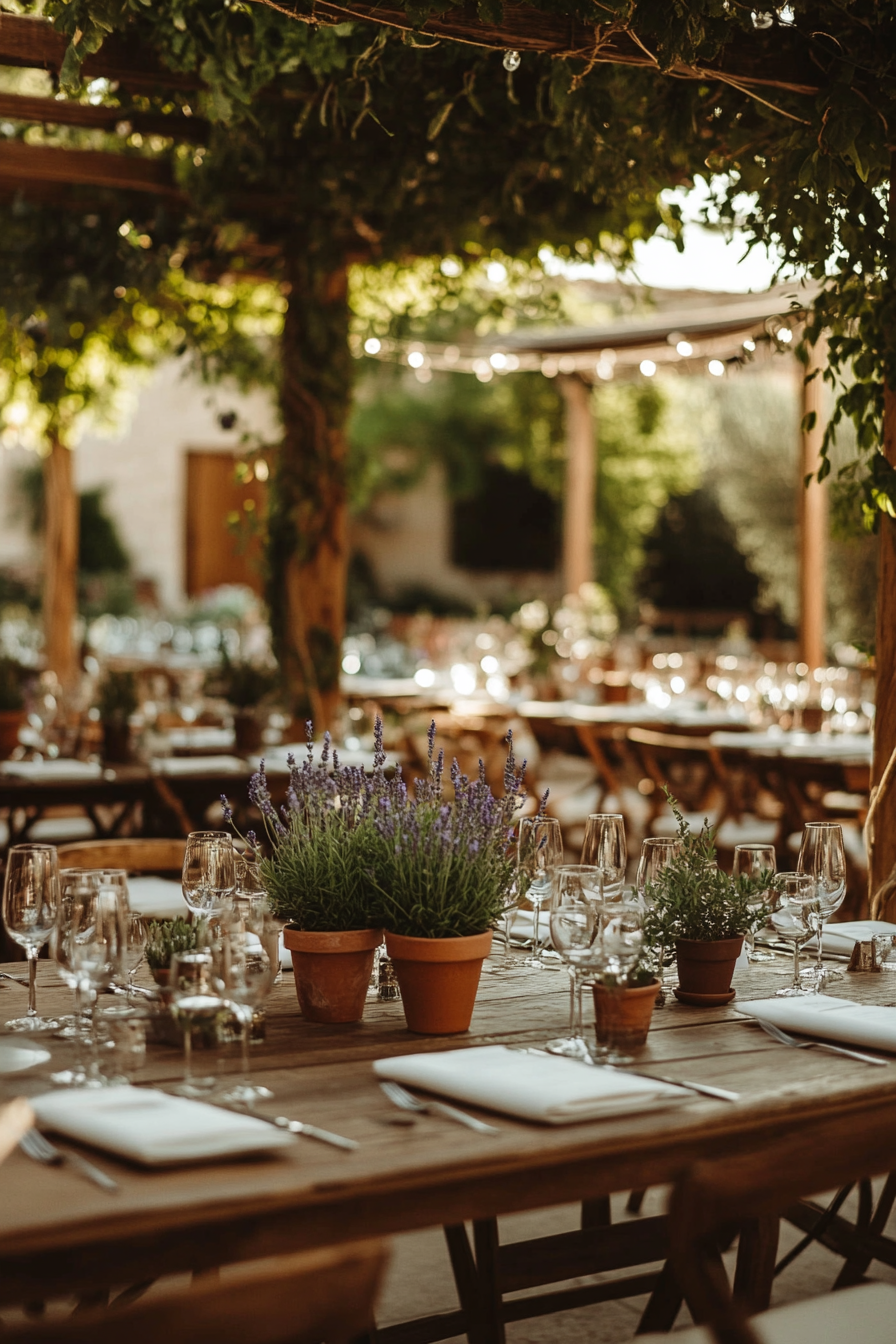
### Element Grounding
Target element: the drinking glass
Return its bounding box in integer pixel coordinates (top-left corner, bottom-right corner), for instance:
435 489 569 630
49 870 97 1085
797 822 847 987
581 814 626 899
123 914 147 1000
67 879 129 1083
518 817 563 968
215 938 274 1107
545 865 599 1061
592 897 644 1065
636 837 681 1001
2 844 60 1032
182 831 235 917
732 844 777 963
169 950 228 1097
769 872 817 997
245 894 283 988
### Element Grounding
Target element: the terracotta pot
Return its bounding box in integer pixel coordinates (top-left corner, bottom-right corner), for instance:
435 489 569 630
102 721 132 764
384 930 492 1035
0 709 25 760
603 673 631 704
150 968 170 987
592 978 659 1050
283 926 383 1024
675 936 744 998
233 710 263 755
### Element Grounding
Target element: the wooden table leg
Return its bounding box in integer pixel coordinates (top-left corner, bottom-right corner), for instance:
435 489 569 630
835 1173 896 1288
635 1260 682 1335
444 1224 487 1344
733 1216 779 1313
472 1219 505 1344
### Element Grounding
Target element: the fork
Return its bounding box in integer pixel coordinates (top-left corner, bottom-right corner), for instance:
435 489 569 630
19 1128 120 1192
379 1081 501 1135
755 1018 888 1067
0 972 28 987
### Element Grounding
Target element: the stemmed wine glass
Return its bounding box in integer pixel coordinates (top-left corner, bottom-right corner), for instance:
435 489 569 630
769 872 818 997
214 935 274 1107
123 914 148 1001
636 837 681 1003
732 844 777 963
67 878 129 1083
797 822 847 988
49 870 97 1086
545 865 599 1061
581 814 626 899
518 817 563 968
2 844 60 1032
182 831 236 917
592 897 644 1065
169 949 229 1097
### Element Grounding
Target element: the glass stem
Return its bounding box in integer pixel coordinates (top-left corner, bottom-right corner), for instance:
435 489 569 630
503 910 512 965
792 939 801 991
575 972 585 1041
183 1024 193 1087
86 992 101 1079
567 967 577 1037
815 918 825 977
532 903 541 957
27 952 37 1018
240 1017 251 1086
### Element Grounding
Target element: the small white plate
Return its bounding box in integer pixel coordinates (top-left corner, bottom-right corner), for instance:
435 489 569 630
0 1043 51 1075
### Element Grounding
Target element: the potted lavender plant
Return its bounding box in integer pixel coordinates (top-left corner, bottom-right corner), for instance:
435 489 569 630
239 726 384 1024
373 724 527 1034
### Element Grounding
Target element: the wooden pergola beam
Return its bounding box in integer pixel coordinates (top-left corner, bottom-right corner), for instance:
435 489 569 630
0 139 183 199
0 13 201 91
0 92 208 143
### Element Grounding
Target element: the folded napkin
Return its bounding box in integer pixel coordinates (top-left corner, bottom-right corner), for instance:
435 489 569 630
152 755 248 776
30 1085 294 1166
737 996 896 1053
374 1045 685 1125
127 876 186 920
805 920 896 957
0 759 102 780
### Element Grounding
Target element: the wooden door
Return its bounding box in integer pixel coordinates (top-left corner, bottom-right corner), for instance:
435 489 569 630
184 452 267 597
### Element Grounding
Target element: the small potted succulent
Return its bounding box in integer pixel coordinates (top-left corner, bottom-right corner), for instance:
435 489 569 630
591 950 660 1050
205 647 279 756
373 723 527 1034
240 725 384 1024
145 917 201 988
0 657 26 759
642 793 774 1006
97 669 139 763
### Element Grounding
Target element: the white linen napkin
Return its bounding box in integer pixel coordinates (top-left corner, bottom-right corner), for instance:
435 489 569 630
374 1045 686 1125
805 920 896 956
737 996 896 1053
127 877 187 921
30 1086 294 1166
0 759 103 780
152 755 248 776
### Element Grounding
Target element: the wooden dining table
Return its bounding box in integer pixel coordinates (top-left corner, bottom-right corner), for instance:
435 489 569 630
1 952 895 1329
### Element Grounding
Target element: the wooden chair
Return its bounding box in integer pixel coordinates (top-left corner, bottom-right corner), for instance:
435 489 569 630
0 1240 387 1344
638 1101 896 1344
55 838 187 873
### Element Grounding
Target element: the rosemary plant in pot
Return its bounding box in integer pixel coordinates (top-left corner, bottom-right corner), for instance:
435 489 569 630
643 796 773 1007
373 724 527 1034
0 657 26 760
97 669 139 764
591 949 659 1051
241 727 384 1024
205 647 279 756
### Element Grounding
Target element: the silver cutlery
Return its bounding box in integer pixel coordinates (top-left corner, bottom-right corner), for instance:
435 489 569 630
616 1070 740 1102
755 1018 888 1066
270 1115 359 1151
19 1127 119 1192
0 973 28 986
380 1080 501 1135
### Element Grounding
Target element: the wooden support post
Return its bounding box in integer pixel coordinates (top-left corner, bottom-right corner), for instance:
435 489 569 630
798 336 828 670
42 437 79 687
870 379 896 906
559 374 595 596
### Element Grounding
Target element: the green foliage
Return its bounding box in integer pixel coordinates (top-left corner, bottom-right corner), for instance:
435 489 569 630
261 829 378 933
639 487 761 614
145 917 201 972
78 489 131 574
96 669 138 724
0 658 25 713
204 644 279 710
643 792 776 946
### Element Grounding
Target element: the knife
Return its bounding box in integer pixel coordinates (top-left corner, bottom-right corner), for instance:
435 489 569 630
613 1069 741 1102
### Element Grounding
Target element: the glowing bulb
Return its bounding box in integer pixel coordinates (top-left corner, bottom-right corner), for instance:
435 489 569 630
743 338 756 352
5 402 28 426
676 340 693 357
407 350 425 368
489 352 507 369
708 359 725 377
778 327 793 344
414 668 436 688
486 261 508 284
639 359 656 377
440 257 462 277
341 653 361 675
503 49 521 72
364 337 381 355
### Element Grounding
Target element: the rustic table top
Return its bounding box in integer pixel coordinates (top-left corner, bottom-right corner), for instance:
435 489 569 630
1 951 895 1303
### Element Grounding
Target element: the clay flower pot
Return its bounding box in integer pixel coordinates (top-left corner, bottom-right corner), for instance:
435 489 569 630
102 721 132 764
592 978 659 1051
233 710 263 756
384 930 492 1035
0 709 25 760
283 926 383 1024
674 936 744 1005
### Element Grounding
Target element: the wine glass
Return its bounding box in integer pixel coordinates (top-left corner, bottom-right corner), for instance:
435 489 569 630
732 844 777 964
49 870 98 1086
215 937 274 1107
67 879 129 1083
123 914 147 1001
518 817 563 968
545 865 599 1061
592 897 644 1065
636 837 681 1002
246 894 283 988
581 814 627 899
2 844 60 1032
182 830 235 917
169 950 229 1097
797 822 847 988
769 872 817 997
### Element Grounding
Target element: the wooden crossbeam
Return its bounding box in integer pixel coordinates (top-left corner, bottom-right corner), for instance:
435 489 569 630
0 92 207 143
0 13 201 91
0 139 183 199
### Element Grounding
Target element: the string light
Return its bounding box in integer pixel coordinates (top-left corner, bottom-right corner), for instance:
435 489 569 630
503 50 521 71
364 337 381 354
708 359 725 377
639 359 656 377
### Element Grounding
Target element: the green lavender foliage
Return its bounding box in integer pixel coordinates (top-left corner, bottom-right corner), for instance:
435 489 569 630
261 826 380 933
643 791 776 945
145 917 201 971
